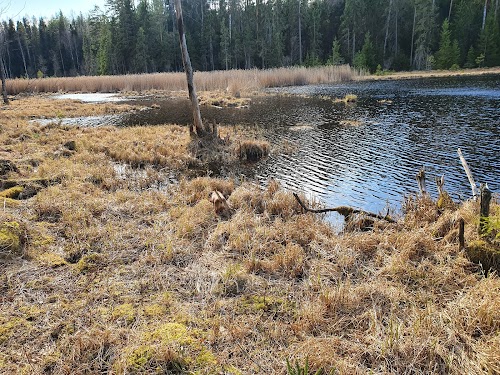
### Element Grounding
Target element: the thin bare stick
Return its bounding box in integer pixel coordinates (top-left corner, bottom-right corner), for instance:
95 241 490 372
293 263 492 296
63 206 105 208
457 148 478 198
293 193 395 223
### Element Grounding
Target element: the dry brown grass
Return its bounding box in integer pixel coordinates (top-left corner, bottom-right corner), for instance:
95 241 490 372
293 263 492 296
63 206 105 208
0 95 499 374
5 65 358 96
362 66 500 82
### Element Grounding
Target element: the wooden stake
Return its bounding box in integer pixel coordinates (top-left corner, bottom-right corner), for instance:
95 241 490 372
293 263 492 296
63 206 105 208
416 167 427 195
458 218 465 250
479 183 492 236
435 175 445 196
457 148 478 198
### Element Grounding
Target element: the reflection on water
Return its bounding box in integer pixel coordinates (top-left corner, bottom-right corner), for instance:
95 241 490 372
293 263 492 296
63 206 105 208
52 93 128 102
54 75 500 214
258 75 500 213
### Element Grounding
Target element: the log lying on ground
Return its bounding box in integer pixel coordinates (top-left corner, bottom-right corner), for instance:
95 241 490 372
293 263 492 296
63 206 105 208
293 193 395 223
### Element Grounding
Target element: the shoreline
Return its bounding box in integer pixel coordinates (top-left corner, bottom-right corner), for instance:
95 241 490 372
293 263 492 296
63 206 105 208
359 67 500 81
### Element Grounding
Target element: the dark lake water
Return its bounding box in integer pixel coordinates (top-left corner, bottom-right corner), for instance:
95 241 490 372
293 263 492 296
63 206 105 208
55 75 500 216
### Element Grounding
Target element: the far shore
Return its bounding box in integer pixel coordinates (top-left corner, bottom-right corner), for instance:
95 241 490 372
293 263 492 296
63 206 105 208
3 66 499 100
360 66 500 81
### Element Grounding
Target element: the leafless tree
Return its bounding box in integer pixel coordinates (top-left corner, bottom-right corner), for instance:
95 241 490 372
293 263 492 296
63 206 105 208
174 0 209 136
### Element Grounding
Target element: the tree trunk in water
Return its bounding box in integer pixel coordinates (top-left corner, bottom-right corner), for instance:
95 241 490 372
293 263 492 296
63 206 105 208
0 55 8 104
174 0 205 136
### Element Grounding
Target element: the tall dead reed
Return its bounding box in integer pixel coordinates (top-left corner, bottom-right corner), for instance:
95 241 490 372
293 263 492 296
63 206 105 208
6 65 359 95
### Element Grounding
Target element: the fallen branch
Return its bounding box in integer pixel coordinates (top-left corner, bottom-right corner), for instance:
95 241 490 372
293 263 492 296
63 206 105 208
293 193 395 223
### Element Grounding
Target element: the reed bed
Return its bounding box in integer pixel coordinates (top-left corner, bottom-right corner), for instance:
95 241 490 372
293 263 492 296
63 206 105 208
6 65 358 95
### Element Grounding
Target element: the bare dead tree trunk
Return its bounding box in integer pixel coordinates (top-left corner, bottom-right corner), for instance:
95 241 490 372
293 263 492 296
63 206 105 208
410 5 416 68
482 0 488 31
394 4 399 56
17 35 28 77
384 0 394 59
298 0 302 65
448 0 454 20
174 0 205 136
0 55 8 104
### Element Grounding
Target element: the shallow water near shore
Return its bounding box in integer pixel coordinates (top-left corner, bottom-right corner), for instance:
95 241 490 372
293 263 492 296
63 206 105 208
51 74 500 216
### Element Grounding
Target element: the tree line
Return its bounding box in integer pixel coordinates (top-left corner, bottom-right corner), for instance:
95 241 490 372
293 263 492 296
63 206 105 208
0 0 499 80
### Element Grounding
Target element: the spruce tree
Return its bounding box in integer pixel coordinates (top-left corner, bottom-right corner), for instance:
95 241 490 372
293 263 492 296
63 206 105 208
327 38 344 65
436 19 456 69
464 45 476 68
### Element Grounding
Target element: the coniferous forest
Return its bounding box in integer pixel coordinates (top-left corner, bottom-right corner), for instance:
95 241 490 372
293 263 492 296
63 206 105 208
1 0 500 79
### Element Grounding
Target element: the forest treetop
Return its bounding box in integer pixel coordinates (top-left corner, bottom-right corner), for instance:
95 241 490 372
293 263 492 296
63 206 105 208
0 0 499 79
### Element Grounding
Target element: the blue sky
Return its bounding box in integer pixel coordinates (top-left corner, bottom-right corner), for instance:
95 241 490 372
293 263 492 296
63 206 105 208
2 0 107 20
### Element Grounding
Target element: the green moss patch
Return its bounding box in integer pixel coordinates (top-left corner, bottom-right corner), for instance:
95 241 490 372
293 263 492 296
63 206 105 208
0 186 23 199
0 221 24 257
0 317 30 344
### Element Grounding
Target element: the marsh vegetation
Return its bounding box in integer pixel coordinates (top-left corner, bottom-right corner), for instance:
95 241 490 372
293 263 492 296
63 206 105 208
0 92 499 374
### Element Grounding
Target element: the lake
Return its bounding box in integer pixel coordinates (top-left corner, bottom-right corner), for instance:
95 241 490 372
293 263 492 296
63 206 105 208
53 74 500 216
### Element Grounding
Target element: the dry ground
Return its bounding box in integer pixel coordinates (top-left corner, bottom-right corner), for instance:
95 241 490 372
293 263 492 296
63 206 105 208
0 96 499 374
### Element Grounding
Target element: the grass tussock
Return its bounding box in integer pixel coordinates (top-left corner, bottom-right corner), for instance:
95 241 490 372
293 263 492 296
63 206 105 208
5 65 359 95
236 139 270 161
0 95 499 374
333 93 358 104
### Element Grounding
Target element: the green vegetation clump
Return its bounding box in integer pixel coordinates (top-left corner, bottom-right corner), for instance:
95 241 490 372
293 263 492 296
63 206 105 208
0 186 23 199
112 303 136 326
0 221 24 257
0 317 29 344
75 253 105 273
